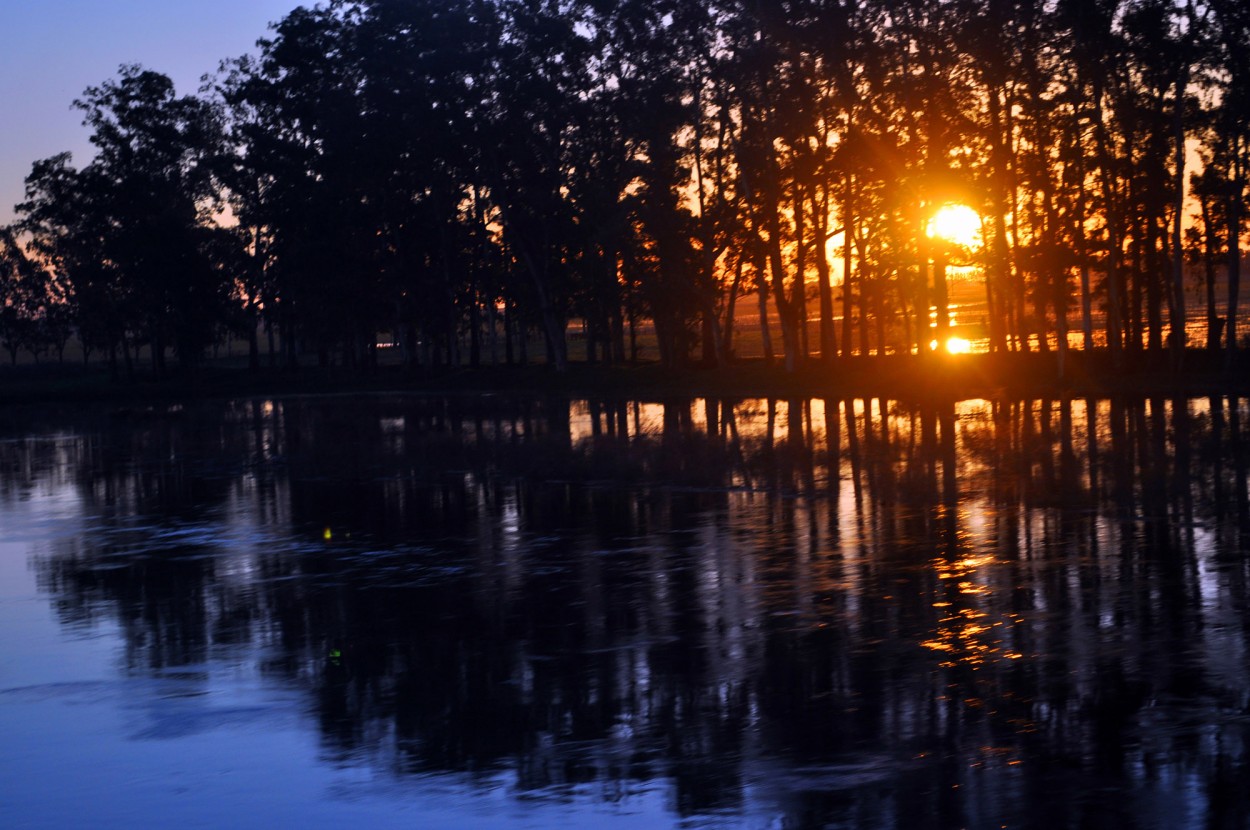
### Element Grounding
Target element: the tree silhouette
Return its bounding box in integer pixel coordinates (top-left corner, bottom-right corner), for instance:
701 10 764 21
74 66 229 374
2 0 1245 376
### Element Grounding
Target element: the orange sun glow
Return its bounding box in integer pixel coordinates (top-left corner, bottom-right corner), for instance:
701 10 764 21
927 204 982 248
929 337 973 354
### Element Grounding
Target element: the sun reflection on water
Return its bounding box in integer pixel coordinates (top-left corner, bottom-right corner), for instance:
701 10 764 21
922 554 1024 669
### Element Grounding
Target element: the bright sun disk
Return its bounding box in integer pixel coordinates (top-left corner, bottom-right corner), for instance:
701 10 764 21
930 337 973 354
946 337 972 354
927 204 982 248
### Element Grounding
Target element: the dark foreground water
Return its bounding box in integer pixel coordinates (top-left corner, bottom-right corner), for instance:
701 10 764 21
2 394 1249 829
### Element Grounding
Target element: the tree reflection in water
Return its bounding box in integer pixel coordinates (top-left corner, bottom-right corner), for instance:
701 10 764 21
5 393 1250 828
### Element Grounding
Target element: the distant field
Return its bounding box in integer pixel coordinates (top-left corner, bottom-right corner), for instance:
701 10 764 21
2 273 1247 371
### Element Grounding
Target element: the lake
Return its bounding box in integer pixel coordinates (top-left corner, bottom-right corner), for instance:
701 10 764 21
1 394 1248 829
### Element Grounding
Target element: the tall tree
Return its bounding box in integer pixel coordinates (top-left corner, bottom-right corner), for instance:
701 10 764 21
68 66 230 374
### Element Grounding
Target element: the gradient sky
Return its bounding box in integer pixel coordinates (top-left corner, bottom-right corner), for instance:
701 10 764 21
0 0 305 225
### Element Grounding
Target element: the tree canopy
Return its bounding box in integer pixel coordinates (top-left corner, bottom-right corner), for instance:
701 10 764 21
3 0 1247 374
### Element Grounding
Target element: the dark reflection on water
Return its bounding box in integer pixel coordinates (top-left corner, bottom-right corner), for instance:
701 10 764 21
3 394 1250 828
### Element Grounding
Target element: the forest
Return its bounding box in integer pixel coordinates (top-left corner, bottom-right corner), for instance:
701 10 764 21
0 0 1247 378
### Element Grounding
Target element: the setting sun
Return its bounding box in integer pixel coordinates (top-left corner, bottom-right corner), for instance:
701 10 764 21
927 204 982 248
929 336 973 354
945 337 972 354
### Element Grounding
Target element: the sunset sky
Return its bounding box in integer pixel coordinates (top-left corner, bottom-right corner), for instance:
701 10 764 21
0 0 302 225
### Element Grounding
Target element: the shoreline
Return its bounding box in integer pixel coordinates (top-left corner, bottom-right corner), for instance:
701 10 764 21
0 350 1247 409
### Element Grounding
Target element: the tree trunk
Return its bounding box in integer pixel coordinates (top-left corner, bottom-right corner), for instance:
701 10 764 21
247 316 260 372
121 336 134 382
1228 144 1243 367
813 185 836 360
512 242 567 372
841 173 855 357
722 256 744 360
1094 83 1124 364
1171 58 1189 363
1202 195 1220 351
933 247 950 350
468 292 482 369
1145 216 1164 353
757 273 775 365
793 180 809 363
988 83 1014 354
487 297 499 366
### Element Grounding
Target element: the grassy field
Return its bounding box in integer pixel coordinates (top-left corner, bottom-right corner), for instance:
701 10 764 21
2 280 1248 407
1 345 1246 410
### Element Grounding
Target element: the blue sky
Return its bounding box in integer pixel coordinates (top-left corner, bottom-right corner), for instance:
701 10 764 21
0 0 305 225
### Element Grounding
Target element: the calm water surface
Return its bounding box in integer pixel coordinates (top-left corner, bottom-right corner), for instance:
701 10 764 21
2 394 1249 829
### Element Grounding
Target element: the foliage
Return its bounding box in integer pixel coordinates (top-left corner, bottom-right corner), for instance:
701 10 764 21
5 0 1248 373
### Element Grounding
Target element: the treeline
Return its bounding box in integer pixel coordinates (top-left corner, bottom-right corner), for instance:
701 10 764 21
1 0 1248 376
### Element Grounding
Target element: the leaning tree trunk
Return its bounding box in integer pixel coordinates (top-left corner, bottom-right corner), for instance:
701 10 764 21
518 247 568 372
